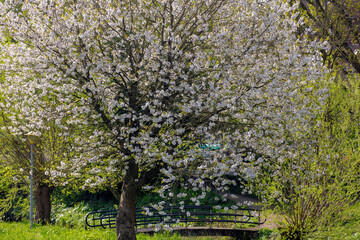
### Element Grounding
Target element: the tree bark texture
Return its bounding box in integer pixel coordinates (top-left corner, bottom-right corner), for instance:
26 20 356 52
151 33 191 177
116 160 139 240
35 184 52 224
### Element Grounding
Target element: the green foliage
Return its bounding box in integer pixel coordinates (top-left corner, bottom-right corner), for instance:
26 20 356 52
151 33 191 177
257 73 360 239
51 202 89 229
309 202 360 240
298 0 360 73
0 164 29 221
51 189 118 228
258 228 275 240
52 188 117 211
136 190 164 208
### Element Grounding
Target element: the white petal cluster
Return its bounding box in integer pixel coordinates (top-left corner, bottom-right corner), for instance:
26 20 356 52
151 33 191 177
0 0 325 199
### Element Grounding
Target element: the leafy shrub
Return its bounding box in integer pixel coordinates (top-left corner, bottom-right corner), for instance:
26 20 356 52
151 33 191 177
52 188 117 211
255 74 360 239
258 228 276 240
51 202 89 228
0 165 29 222
51 189 118 228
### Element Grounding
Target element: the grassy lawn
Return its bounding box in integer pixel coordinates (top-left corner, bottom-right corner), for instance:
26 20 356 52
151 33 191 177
0 221 232 240
0 221 115 240
1 201 359 240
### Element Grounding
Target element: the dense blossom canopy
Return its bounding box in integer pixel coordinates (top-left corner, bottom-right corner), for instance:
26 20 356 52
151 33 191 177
0 0 326 218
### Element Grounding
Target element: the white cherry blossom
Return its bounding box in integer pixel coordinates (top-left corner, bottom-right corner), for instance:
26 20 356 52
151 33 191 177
0 0 325 239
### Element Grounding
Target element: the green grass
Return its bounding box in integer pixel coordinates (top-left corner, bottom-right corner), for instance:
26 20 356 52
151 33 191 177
1 201 359 240
0 221 115 240
0 221 233 240
308 202 360 240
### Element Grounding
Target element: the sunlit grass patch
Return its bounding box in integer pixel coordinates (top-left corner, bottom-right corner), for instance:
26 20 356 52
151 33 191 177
0 221 243 239
308 202 360 240
0 221 115 240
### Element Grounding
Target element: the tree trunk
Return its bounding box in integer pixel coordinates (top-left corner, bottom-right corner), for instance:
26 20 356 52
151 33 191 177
35 184 52 224
116 160 139 240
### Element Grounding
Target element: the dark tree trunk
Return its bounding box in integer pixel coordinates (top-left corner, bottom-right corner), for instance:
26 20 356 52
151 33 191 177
35 184 52 224
116 160 139 240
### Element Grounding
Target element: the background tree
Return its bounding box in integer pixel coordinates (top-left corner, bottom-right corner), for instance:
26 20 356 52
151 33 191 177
0 35 85 224
0 163 29 222
0 111 75 224
0 0 325 239
299 0 360 74
254 73 360 239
